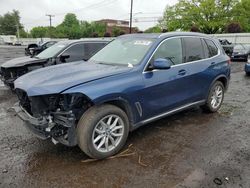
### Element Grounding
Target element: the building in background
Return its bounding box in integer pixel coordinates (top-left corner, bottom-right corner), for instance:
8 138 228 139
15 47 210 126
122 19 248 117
96 19 138 35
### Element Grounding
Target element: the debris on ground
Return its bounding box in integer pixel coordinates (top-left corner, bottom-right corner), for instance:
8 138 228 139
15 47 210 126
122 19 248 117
138 155 148 167
214 178 223 185
81 144 135 163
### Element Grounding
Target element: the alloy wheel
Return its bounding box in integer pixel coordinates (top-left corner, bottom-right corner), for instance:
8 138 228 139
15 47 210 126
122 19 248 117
210 85 223 109
92 114 124 153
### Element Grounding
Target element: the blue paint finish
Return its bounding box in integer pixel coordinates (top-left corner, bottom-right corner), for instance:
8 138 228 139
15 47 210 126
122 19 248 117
245 63 250 74
14 61 132 96
15 32 231 127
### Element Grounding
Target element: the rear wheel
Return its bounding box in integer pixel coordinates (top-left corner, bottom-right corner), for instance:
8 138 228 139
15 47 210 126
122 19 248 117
202 81 224 113
77 104 129 159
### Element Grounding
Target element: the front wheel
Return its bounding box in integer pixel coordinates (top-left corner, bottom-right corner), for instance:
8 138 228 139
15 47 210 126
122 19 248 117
77 104 129 159
202 81 225 113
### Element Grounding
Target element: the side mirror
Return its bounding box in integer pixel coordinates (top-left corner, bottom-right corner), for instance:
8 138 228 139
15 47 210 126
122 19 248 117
152 58 172 70
60 53 70 62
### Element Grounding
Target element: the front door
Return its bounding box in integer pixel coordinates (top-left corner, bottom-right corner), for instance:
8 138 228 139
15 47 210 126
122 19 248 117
141 37 206 120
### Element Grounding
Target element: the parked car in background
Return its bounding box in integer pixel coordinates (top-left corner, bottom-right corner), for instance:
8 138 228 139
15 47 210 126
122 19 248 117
219 39 234 57
25 41 57 56
0 38 112 88
231 44 250 61
245 58 250 76
14 32 230 159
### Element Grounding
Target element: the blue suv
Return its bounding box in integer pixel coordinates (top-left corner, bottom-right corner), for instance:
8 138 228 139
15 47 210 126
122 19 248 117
14 32 231 159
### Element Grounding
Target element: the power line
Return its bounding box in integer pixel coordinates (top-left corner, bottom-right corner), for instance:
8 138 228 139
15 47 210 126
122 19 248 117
21 0 120 27
54 0 119 16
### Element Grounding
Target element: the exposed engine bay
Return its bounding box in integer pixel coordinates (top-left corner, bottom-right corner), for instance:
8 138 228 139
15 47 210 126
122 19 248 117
15 89 93 146
0 63 46 89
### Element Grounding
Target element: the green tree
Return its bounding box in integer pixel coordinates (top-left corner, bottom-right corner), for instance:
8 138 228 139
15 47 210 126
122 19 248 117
86 22 106 37
19 29 29 38
144 26 162 33
61 13 79 27
233 0 250 32
30 26 48 38
56 13 81 39
112 27 122 37
0 10 23 35
161 0 239 34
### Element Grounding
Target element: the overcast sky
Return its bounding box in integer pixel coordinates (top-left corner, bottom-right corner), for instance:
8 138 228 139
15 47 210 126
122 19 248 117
0 0 178 31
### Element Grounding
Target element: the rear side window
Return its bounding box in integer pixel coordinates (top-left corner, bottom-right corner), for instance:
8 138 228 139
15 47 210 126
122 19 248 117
183 37 204 62
204 39 218 57
83 42 107 61
153 38 183 65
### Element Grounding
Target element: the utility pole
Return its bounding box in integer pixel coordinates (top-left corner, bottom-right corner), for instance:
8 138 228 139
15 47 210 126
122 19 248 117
129 0 133 34
14 16 20 44
46 14 55 27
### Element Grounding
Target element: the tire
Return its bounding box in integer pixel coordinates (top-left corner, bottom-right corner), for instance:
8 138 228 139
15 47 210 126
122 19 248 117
246 72 250 76
77 104 129 159
202 81 225 113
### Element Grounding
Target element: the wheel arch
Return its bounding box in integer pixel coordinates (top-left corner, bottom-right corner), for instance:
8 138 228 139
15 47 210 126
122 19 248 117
95 98 135 130
216 76 228 89
206 75 228 99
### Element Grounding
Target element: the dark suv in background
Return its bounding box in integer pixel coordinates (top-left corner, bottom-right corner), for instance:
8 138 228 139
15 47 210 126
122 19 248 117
25 41 57 56
0 38 112 88
231 44 250 62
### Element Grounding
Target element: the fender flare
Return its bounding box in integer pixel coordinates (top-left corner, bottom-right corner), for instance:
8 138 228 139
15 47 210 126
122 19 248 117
93 95 135 129
205 75 228 100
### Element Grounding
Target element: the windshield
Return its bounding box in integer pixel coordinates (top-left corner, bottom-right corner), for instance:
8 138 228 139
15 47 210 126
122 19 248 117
35 42 68 59
90 37 155 66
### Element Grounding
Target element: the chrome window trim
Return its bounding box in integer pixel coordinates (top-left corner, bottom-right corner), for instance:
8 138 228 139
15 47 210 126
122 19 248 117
143 36 221 73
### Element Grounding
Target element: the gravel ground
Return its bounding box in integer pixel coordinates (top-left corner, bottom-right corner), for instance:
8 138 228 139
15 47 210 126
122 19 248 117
0 45 250 188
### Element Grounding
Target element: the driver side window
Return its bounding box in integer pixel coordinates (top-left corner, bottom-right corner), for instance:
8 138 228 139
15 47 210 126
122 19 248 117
152 38 183 66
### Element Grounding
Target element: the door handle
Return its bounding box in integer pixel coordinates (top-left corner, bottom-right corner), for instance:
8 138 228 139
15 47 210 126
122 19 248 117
211 62 215 65
178 69 186 76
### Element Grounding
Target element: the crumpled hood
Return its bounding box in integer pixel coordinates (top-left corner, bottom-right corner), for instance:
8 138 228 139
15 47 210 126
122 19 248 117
14 61 132 96
1 56 46 68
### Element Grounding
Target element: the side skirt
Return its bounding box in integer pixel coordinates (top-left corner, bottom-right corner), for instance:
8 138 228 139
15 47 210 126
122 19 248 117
131 100 206 131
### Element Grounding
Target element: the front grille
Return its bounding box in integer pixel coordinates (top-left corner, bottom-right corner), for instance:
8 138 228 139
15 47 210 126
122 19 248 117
0 67 27 81
16 89 32 114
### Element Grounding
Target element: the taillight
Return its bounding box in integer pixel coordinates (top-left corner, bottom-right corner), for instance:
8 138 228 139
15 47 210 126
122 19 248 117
227 59 231 65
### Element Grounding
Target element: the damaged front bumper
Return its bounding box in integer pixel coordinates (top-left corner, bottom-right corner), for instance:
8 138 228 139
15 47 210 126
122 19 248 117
0 71 16 89
13 103 78 146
